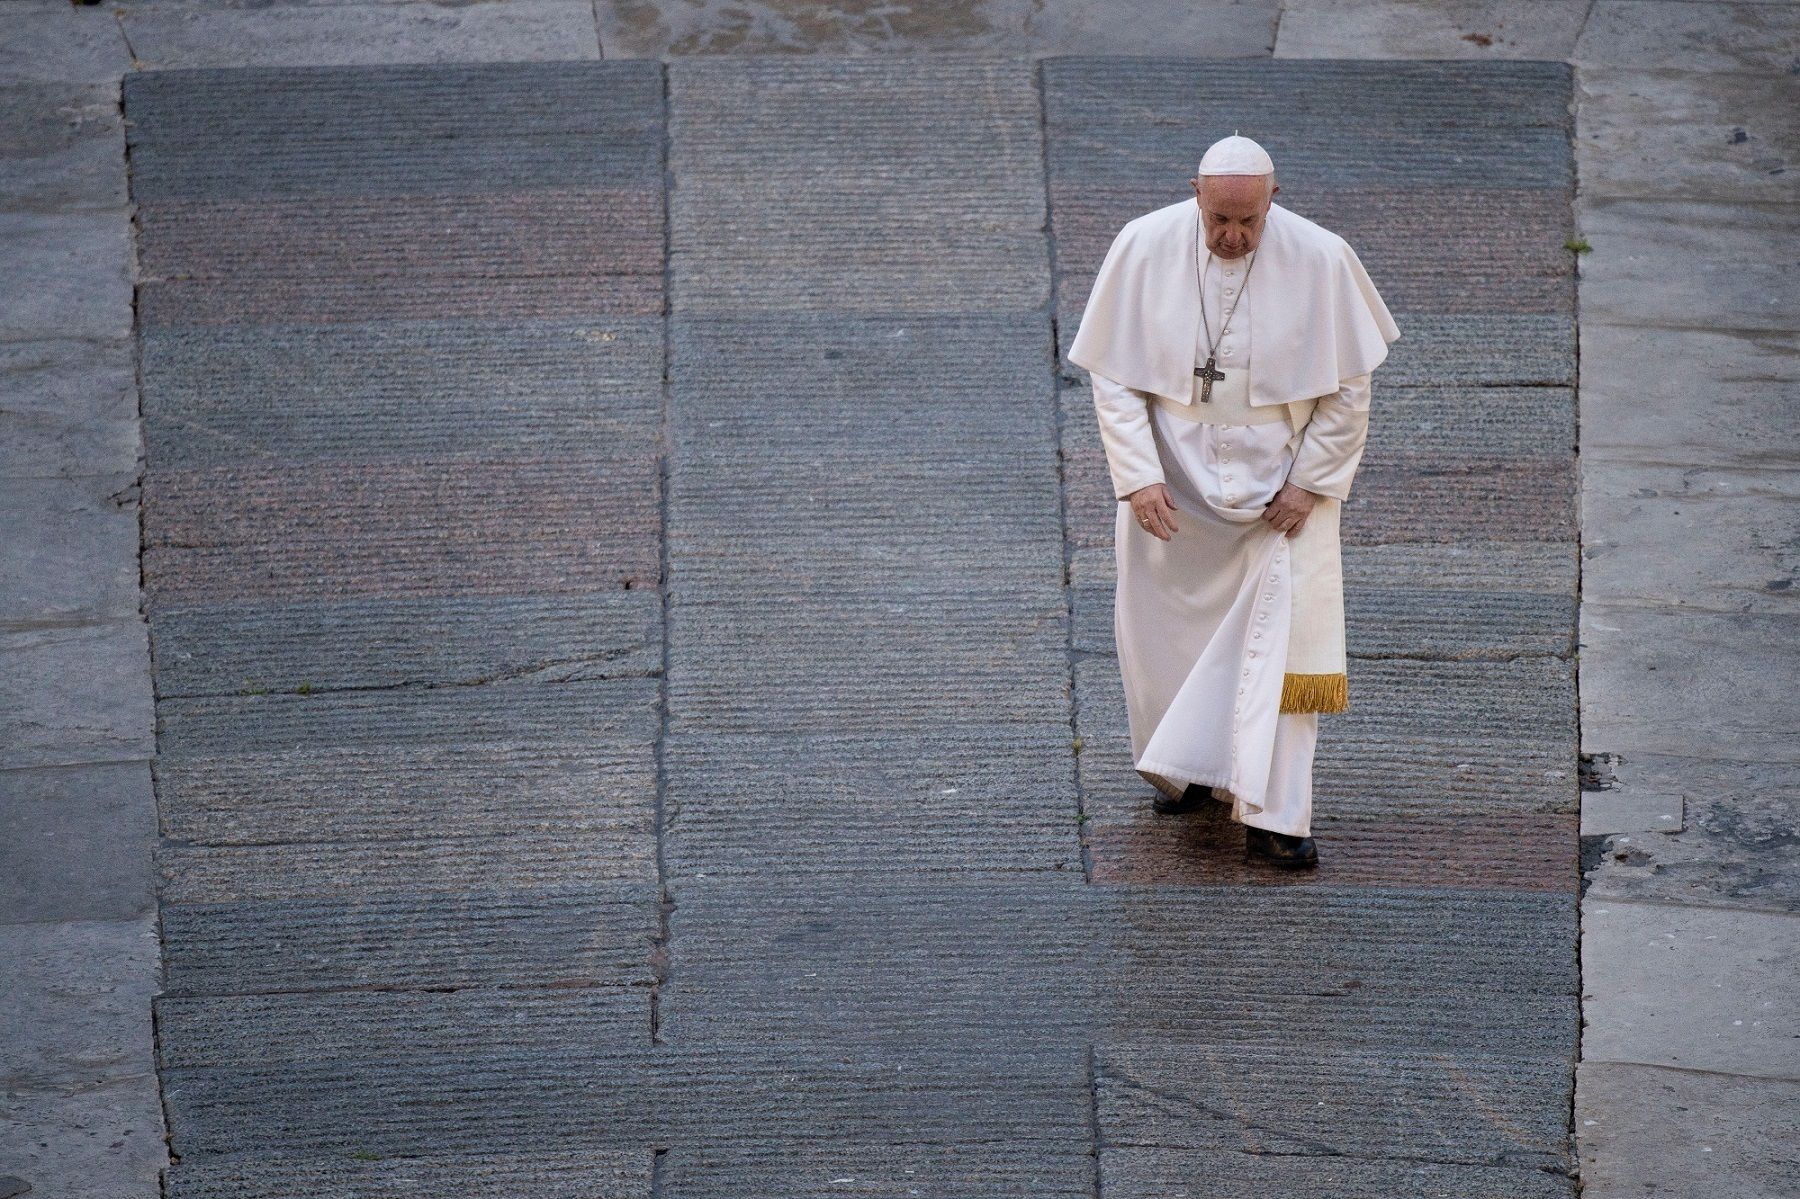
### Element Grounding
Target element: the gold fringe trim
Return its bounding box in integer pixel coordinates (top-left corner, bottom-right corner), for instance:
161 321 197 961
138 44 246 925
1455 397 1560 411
1280 672 1349 714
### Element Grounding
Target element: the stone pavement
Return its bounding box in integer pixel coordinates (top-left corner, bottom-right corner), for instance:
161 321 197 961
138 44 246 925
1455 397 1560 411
0 2 1790 1197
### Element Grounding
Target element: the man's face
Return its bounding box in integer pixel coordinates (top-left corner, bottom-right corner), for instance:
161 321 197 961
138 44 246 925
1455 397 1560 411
1188 173 1277 259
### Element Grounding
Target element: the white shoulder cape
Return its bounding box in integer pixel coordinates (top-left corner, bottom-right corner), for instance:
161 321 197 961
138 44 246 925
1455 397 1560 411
1067 198 1400 408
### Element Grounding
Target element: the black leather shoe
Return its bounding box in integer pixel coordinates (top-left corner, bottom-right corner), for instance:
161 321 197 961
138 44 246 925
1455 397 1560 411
1151 783 1212 816
1244 825 1319 868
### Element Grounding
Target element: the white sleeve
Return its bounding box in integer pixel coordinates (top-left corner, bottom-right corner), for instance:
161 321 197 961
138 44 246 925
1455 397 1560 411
1089 370 1166 500
1287 372 1372 502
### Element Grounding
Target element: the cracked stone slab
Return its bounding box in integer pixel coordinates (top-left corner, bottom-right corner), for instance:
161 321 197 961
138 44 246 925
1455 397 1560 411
1579 324 1798 470
1575 1061 1800 1198
1574 1 1800 74
118 0 601 71
597 0 1278 58
1577 66 1798 204
0 81 128 210
0 475 142 626
1274 0 1589 60
1580 460 1800 614
1580 897 1799 1078
1578 199 1800 333
0 763 155 923
0 619 154 770
0 337 139 480
159 887 660 996
1096 1038 1570 1169
1582 752 1800 912
150 590 661 697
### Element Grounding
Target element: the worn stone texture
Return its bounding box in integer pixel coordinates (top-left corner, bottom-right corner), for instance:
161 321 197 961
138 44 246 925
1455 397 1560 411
1574 1 1800 74
1575 1061 1800 1198
0 763 156 924
0 210 134 343
1274 0 1589 60
0 475 142 625
1580 898 1799 1079
0 81 129 211
597 0 1279 58
0 619 155 770
0 337 140 480
119 0 603 70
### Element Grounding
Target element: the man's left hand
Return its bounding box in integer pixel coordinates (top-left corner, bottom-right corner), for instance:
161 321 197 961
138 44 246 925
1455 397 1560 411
1262 482 1317 537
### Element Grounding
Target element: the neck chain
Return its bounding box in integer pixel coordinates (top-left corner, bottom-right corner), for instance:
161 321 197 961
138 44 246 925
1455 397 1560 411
1194 205 1257 402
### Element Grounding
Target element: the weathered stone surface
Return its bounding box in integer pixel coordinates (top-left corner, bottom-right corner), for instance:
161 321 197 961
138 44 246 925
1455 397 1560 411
1574 1 1800 73
0 917 159 1090
119 0 601 70
165 1150 651 1199
1583 753 1800 912
1575 1061 1800 1199
0 82 127 211
656 1140 1095 1198
0 476 141 625
1580 897 1799 1078
669 57 1049 314
0 337 139 480
1578 324 1798 470
0 210 134 342
1102 1144 1573 1198
0 763 155 923
1581 460 1799 614
598 0 1278 58
1097 1038 1570 1167
0 1073 165 1199
1581 604 1799 764
1578 199 1800 333
0 620 154 769
1577 66 1798 203
0 2 131 86
150 591 661 697
1275 0 1588 60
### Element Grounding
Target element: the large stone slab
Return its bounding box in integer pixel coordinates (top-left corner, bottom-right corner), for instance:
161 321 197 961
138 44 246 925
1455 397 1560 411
119 0 601 70
0 619 153 770
0 763 155 924
1578 199 1800 333
1581 460 1799 613
0 81 128 210
1575 1061 1800 1199
0 2 131 86
1577 66 1798 203
598 0 1278 58
0 337 139 480
0 210 133 342
1578 324 1798 469
0 476 141 625
165 1151 651 1199
1581 897 1799 1078
1101 1144 1572 1198
668 57 1049 314
1581 604 1799 764
1575 1 1800 73
1275 0 1588 60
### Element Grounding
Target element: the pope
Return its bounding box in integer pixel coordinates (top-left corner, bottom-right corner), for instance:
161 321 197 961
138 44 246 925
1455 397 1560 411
1068 134 1400 868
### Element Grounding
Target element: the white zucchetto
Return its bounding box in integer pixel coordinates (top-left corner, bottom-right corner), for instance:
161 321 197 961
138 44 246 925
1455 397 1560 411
1197 134 1275 176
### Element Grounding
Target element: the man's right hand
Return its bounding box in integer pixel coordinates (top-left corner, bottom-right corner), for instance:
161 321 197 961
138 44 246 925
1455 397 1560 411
1127 482 1180 540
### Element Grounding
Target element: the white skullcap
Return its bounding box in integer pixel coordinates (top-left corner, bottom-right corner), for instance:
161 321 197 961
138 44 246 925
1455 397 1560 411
1197 134 1274 176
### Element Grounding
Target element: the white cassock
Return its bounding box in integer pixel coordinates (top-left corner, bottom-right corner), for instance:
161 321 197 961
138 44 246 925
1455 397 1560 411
1069 199 1399 837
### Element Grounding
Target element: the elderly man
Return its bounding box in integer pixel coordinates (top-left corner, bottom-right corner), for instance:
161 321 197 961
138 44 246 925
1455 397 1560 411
1068 135 1399 868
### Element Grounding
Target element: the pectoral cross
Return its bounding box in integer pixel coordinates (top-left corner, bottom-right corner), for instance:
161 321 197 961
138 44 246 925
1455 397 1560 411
1195 356 1225 403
